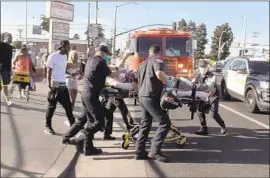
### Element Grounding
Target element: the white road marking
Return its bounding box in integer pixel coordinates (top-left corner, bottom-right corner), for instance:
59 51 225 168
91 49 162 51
220 104 269 129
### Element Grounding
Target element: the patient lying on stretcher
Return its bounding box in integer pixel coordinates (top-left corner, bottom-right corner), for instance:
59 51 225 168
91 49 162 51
166 76 211 102
106 74 210 103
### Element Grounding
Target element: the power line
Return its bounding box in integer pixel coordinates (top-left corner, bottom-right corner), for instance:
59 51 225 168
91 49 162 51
0 23 131 30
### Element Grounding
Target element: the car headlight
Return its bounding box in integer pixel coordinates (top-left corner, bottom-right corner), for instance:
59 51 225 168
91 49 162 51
260 81 269 89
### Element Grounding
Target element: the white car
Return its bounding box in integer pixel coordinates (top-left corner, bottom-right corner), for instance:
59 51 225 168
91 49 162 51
220 57 269 113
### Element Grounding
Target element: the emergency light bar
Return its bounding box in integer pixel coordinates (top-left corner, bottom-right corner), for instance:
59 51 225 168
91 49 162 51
248 57 269 61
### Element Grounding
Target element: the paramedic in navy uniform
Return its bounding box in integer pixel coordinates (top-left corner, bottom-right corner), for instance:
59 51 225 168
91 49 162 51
135 44 171 162
62 45 119 156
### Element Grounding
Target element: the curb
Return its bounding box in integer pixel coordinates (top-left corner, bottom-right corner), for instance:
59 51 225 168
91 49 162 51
42 145 78 178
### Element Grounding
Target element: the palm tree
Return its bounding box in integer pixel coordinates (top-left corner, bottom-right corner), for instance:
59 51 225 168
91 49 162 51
40 14 50 32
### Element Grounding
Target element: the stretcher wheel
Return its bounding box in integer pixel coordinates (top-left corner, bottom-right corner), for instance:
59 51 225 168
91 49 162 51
122 133 130 141
122 134 126 140
175 136 187 148
121 141 129 150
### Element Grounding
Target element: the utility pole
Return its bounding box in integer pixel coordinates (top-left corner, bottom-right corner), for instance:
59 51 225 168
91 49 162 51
241 16 247 53
25 0 28 44
112 2 138 59
95 1 98 24
87 3 90 48
112 5 117 59
252 32 259 55
0 1 2 41
218 31 226 61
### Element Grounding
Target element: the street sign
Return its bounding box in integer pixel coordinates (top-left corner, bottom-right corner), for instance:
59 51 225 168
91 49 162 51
50 1 74 21
32 25 41 35
52 22 69 34
88 24 99 38
52 35 69 43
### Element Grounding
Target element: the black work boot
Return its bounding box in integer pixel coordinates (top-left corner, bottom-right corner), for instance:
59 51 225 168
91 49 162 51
44 126 55 135
103 134 116 140
61 137 71 144
195 127 208 135
83 140 103 156
75 140 84 154
148 152 168 163
135 151 150 160
83 134 102 156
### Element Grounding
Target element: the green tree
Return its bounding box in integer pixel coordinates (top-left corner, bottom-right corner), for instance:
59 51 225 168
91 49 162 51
40 14 50 32
210 23 234 61
13 41 22 49
186 20 197 32
177 19 187 31
72 33 80 40
194 23 208 62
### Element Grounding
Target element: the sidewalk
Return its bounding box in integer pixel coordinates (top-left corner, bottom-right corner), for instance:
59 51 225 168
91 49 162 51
1 81 77 178
59 100 162 178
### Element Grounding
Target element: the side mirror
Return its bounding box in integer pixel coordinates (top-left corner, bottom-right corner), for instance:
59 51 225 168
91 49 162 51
192 39 197 50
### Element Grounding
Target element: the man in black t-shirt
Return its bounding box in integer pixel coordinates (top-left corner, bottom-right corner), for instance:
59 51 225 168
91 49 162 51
62 45 119 156
135 44 171 162
0 33 13 106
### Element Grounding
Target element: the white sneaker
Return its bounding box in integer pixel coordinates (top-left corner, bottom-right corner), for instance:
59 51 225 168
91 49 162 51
5 99 13 106
64 120 71 127
21 92 27 99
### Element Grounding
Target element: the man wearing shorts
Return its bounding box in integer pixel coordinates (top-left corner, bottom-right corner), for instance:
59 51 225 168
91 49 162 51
0 33 13 106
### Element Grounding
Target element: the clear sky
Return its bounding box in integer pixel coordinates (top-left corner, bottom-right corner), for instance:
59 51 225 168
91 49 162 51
1 1 269 52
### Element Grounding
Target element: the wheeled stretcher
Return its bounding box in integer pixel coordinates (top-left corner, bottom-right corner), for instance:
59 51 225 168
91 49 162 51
103 76 212 150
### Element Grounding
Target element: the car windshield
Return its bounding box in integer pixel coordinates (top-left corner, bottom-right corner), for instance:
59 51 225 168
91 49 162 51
222 58 235 73
249 61 270 75
165 37 190 57
137 37 162 57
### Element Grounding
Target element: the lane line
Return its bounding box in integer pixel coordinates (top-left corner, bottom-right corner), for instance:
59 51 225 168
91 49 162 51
220 104 269 129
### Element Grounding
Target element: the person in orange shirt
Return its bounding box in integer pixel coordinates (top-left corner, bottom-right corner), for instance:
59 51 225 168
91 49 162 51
13 45 35 98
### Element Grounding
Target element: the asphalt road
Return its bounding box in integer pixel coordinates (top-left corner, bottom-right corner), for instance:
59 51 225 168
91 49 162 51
1 81 269 177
